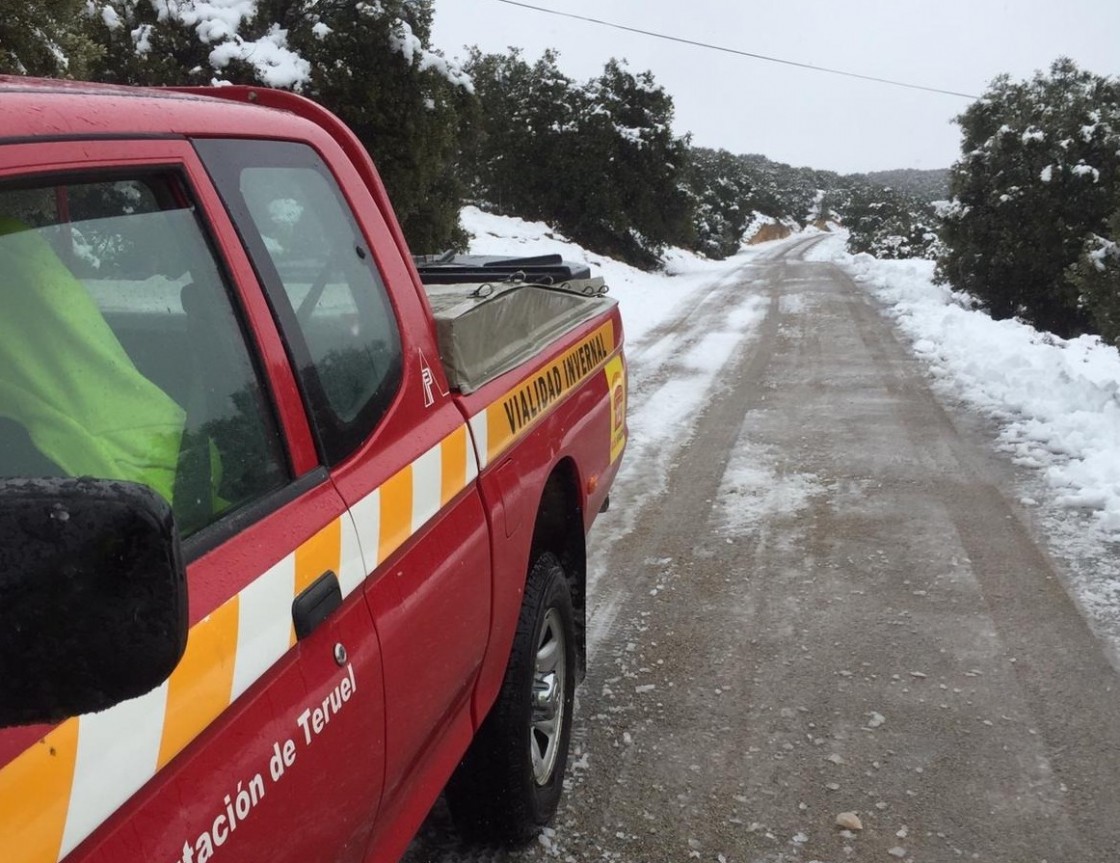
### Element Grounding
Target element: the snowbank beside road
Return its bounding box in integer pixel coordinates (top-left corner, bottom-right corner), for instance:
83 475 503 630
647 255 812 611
461 206 737 346
807 233 1120 542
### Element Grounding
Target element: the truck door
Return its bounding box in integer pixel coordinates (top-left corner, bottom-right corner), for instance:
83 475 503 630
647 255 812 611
0 141 385 863
193 136 492 841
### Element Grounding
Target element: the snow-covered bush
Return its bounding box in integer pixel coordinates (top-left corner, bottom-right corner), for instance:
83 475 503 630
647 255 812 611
938 58 1120 338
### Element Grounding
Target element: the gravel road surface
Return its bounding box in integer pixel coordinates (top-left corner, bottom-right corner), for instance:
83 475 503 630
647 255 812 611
404 237 1120 863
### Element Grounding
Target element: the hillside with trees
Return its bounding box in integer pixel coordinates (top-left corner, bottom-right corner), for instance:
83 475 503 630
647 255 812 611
462 49 693 267
0 0 945 266
5 2 1117 348
856 169 949 202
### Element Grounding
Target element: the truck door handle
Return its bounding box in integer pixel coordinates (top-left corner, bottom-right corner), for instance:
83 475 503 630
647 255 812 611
292 570 342 640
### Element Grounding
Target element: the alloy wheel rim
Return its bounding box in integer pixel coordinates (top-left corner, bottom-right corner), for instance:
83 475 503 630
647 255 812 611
530 607 566 785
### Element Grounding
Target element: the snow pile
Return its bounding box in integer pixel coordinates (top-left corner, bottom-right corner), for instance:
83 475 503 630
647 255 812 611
807 234 1120 538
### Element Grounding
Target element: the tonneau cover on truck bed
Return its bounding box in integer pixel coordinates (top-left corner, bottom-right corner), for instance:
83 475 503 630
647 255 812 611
425 277 615 393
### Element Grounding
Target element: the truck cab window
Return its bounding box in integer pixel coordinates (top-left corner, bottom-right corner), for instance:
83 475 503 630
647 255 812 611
0 175 289 537
194 139 403 465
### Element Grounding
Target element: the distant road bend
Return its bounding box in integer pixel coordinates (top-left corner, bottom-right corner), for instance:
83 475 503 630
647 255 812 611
406 235 1120 863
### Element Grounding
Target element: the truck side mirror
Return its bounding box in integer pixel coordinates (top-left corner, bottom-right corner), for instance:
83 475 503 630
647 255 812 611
0 477 188 727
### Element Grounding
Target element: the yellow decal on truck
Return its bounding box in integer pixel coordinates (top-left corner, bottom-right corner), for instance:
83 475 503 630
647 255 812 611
471 320 617 469
605 354 627 464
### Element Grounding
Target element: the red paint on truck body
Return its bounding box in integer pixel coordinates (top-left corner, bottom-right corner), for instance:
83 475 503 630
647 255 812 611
0 77 625 863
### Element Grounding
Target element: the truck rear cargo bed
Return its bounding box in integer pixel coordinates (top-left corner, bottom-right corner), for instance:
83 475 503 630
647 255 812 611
424 275 615 393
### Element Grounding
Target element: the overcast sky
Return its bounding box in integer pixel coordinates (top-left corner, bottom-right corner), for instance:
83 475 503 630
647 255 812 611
431 0 1120 175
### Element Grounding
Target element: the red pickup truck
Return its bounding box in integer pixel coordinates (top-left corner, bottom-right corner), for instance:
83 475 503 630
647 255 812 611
0 78 626 863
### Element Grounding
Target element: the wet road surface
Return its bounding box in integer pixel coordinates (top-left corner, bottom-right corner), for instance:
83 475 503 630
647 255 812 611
405 237 1120 863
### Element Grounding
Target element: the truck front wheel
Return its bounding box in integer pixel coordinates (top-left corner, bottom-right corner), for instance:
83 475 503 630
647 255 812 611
447 552 576 844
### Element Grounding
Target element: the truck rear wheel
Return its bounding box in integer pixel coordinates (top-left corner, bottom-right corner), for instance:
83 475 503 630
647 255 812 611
447 552 576 844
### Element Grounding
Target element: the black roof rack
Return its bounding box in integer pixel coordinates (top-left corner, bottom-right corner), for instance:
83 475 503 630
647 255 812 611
413 253 592 285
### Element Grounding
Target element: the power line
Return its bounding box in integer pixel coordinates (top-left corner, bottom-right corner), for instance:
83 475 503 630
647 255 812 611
492 0 979 100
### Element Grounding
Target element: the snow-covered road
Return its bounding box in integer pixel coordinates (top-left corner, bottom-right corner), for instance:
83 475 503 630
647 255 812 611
807 236 1120 659
405 224 1120 862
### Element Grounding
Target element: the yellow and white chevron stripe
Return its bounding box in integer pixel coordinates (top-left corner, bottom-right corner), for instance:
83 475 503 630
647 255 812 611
0 424 479 863
0 317 619 863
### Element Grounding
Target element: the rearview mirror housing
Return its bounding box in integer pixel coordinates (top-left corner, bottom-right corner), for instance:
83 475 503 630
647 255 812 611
0 477 188 727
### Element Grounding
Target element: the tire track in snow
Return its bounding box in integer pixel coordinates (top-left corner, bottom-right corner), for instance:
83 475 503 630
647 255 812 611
402 235 825 863
587 236 827 653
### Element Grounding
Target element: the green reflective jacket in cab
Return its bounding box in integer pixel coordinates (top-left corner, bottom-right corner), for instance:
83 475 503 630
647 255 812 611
0 216 184 503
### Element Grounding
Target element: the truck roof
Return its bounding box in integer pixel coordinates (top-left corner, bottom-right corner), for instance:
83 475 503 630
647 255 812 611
0 76 316 141
0 77 429 303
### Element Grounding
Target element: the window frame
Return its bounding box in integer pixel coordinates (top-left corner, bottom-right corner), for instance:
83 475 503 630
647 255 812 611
192 137 405 467
0 153 308 560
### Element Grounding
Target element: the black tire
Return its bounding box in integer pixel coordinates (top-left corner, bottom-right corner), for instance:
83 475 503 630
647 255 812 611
446 552 577 845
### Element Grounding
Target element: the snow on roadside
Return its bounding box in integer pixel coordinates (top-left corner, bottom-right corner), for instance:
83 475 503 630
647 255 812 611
806 233 1120 536
461 206 737 345
807 232 1120 642
615 291 769 542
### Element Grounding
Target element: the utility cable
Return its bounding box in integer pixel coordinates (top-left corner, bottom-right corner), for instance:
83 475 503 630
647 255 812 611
493 0 979 100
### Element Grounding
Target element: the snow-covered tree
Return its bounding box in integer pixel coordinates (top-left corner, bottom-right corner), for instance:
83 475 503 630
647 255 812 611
461 48 581 221
571 59 693 265
938 59 1120 337
294 0 474 250
80 0 472 251
87 0 308 88
0 0 102 78
1068 208 1120 346
465 52 692 268
685 148 754 258
840 184 941 260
